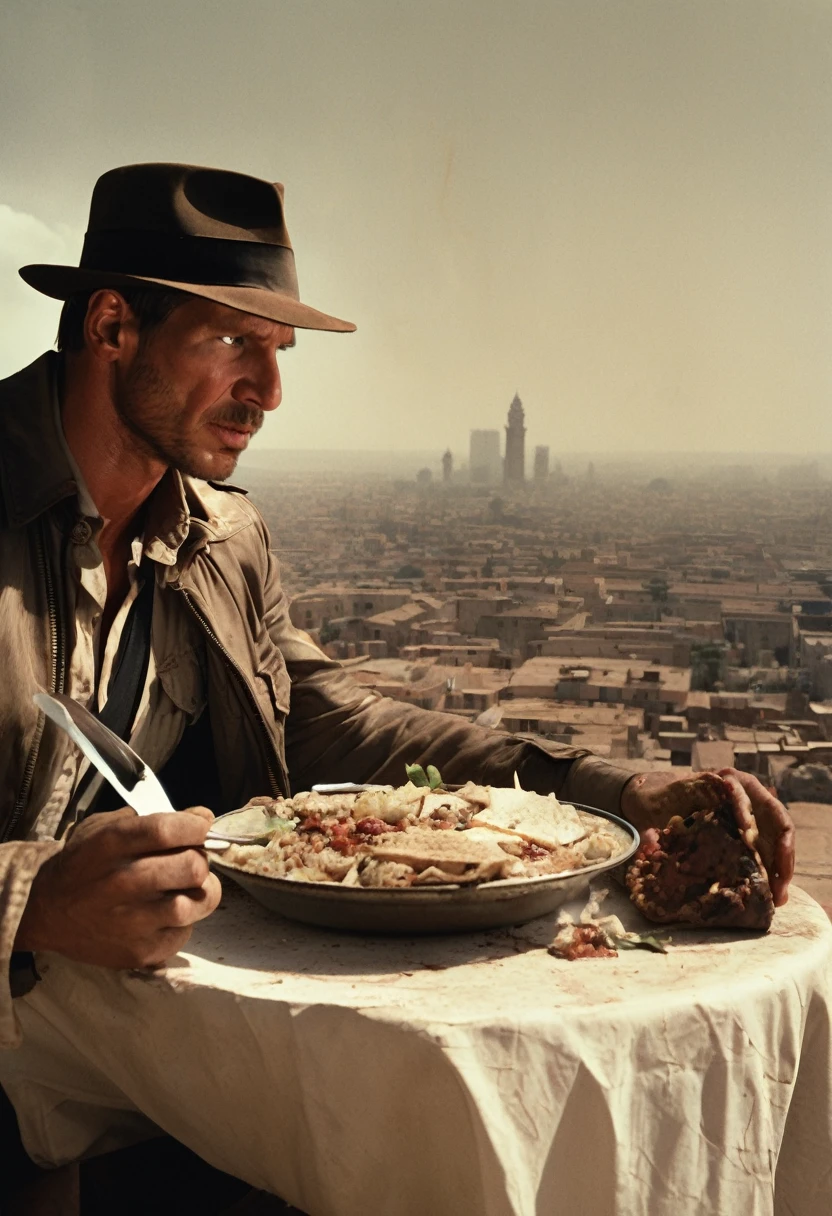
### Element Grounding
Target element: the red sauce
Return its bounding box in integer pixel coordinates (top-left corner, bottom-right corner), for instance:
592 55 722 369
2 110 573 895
329 836 357 856
355 817 387 837
521 842 550 861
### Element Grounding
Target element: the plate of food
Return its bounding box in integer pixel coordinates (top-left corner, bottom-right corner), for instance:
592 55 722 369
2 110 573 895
209 767 640 933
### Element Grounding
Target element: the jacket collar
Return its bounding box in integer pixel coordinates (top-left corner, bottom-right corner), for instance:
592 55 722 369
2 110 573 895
0 351 252 553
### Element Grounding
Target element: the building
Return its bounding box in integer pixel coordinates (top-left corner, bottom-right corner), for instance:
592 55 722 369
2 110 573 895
504 393 526 485
497 701 644 759
289 586 413 631
503 656 692 715
442 449 453 482
475 605 562 654
533 445 550 482
469 430 501 484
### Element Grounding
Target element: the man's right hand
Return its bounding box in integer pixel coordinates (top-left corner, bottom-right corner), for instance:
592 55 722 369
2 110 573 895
14 806 222 969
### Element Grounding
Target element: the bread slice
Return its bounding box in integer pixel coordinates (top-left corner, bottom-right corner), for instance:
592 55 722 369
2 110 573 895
462 826 524 851
470 788 586 848
369 827 507 879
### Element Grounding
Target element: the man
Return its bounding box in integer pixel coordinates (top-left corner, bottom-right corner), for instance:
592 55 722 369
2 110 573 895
0 162 793 1174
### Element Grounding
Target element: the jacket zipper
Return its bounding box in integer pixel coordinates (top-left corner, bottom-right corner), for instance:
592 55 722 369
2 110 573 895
3 518 67 842
178 587 286 798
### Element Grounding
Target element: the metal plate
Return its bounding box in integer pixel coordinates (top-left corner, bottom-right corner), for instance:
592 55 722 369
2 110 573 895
210 803 640 935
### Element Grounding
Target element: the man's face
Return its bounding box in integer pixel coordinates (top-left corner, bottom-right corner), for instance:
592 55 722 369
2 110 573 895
114 297 294 481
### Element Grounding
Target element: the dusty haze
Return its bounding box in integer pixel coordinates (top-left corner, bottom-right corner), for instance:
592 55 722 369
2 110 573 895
2 0 831 456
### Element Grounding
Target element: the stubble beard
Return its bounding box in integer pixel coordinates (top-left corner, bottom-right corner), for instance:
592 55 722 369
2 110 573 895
114 353 263 481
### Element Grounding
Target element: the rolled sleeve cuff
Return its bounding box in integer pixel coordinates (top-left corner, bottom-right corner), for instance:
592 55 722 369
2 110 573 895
0 841 63 1049
559 755 635 816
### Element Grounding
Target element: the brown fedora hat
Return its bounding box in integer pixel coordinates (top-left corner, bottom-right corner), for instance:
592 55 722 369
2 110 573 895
19 162 356 333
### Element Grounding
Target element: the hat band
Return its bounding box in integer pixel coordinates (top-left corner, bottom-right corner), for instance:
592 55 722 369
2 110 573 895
80 229 299 297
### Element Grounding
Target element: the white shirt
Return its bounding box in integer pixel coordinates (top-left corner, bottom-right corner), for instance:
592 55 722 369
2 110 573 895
31 410 202 840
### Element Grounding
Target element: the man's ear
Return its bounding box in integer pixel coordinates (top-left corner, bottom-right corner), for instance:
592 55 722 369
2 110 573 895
83 290 137 362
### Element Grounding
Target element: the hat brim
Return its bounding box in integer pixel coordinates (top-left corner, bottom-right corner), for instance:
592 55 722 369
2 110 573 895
19 264 356 333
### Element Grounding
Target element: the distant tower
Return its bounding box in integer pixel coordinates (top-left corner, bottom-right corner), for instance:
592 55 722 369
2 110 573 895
587 461 596 483
504 393 526 485
469 430 501 483
533 445 550 482
442 449 453 483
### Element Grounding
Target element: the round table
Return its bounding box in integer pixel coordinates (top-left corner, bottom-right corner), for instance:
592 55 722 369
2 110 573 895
2 881 831 1216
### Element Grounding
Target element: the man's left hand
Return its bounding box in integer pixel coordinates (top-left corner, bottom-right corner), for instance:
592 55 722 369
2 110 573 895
620 767 795 906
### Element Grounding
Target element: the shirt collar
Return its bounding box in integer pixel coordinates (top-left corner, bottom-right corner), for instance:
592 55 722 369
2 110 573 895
143 470 192 565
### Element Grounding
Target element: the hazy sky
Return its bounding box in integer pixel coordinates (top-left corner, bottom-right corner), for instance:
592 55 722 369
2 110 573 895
2 0 831 456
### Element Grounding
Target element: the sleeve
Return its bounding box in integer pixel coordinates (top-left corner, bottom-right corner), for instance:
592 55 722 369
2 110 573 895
0 841 63 1049
261 549 634 814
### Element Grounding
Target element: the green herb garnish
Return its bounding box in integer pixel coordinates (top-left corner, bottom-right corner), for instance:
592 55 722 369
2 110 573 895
405 763 445 790
612 933 670 954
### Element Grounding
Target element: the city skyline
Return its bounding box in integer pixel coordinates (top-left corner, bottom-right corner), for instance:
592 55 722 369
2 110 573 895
237 445 832 471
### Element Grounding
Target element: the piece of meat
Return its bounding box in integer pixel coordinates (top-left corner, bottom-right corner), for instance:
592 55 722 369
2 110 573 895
625 773 774 930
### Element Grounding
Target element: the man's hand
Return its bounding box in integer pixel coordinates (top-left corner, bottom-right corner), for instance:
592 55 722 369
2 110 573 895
15 807 222 968
620 767 795 907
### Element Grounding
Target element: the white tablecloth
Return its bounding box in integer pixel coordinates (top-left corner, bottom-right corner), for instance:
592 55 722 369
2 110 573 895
2 882 831 1216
